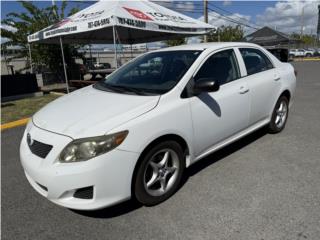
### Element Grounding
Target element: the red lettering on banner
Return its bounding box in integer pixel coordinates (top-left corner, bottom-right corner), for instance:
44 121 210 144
123 7 153 21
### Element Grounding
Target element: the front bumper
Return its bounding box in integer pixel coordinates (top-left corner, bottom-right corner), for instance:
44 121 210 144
20 122 139 210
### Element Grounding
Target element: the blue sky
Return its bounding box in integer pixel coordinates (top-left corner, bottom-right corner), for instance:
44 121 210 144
1 1 319 37
0 1 278 27
1 1 93 19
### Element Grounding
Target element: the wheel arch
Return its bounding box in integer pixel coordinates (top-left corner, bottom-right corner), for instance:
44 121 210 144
130 134 190 197
268 88 292 122
280 89 291 101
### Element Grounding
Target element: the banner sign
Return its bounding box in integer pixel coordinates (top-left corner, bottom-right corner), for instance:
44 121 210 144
28 0 214 43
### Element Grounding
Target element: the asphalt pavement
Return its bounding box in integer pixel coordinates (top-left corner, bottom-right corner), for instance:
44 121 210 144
2 61 320 240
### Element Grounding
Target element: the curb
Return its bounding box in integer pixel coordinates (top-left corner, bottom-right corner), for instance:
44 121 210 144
293 58 320 61
49 91 66 96
1 118 29 131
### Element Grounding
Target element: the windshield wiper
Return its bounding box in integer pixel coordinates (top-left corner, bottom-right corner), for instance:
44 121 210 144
104 84 127 93
95 83 127 94
106 84 155 96
95 82 158 96
112 85 149 95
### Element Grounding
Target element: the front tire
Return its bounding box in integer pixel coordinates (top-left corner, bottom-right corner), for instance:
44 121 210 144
268 96 289 133
134 141 185 206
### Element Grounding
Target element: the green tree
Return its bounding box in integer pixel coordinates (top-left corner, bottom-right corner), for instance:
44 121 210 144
164 37 186 47
290 33 317 46
207 25 244 42
1 1 81 78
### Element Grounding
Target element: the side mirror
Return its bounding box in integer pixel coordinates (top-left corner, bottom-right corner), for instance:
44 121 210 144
193 78 220 95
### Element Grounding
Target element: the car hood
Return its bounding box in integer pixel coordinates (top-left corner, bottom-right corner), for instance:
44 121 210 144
32 86 160 139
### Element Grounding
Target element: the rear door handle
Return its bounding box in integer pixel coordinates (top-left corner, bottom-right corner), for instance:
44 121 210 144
239 86 249 94
274 75 281 81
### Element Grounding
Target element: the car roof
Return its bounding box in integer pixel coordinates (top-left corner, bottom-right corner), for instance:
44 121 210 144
154 42 262 52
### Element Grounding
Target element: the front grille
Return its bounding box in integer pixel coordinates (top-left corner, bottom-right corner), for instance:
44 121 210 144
28 139 53 158
73 186 94 199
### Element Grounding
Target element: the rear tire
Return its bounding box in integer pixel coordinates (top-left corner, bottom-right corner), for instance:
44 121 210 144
134 141 185 206
268 96 289 133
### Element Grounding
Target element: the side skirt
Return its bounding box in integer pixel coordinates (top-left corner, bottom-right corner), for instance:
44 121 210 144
189 118 270 166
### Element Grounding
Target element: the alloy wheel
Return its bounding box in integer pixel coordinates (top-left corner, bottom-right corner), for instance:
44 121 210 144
143 149 180 197
275 100 288 129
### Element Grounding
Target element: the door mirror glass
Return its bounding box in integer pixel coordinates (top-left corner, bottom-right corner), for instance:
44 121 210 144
193 78 220 94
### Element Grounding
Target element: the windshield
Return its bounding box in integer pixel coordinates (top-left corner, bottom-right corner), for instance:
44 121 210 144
94 50 202 95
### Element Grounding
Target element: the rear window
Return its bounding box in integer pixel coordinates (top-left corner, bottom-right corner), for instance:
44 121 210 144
240 48 273 75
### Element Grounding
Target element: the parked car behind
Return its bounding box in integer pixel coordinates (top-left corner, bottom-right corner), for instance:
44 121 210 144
20 42 296 210
289 49 314 58
304 49 315 56
314 49 320 57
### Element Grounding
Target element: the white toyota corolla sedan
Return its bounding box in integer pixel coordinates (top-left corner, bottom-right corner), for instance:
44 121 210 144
20 42 296 210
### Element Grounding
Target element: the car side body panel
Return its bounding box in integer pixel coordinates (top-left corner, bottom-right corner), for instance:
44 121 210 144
235 47 281 125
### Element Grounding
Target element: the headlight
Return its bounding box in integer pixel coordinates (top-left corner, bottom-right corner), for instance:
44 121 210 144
59 131 128 163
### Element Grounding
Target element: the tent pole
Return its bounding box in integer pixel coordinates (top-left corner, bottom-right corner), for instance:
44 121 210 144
59 37 69 93
113 25 118 68
28 43 33 73
52 0 69 92
89 43 93 65
2 46 10 74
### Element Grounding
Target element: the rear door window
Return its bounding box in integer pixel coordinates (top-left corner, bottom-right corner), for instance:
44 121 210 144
239 48 273 75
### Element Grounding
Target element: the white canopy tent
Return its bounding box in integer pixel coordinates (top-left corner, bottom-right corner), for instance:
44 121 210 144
27 0 215 92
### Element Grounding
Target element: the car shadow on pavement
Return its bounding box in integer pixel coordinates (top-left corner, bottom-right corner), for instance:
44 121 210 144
72 127 267 219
